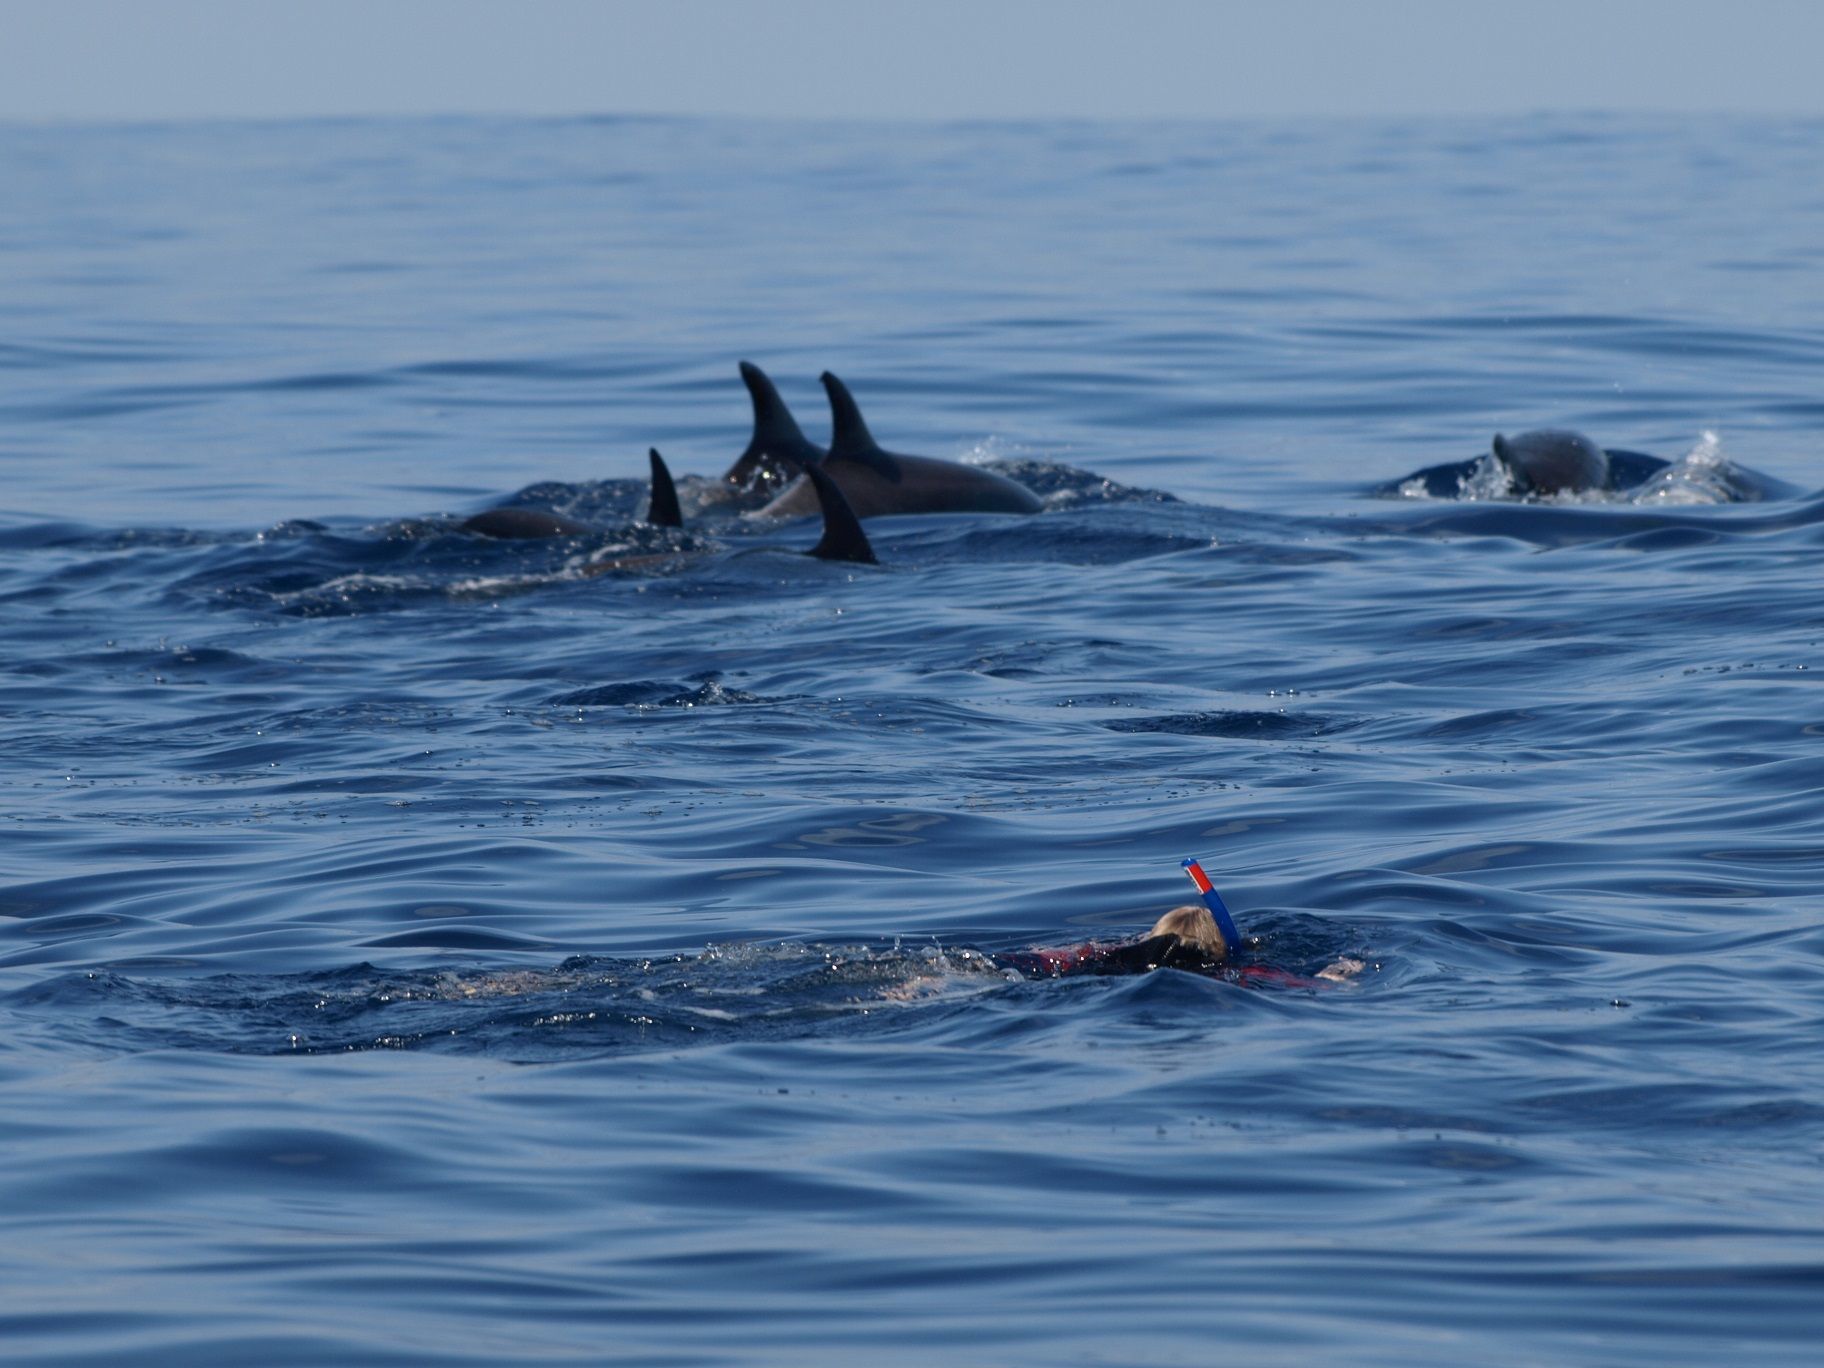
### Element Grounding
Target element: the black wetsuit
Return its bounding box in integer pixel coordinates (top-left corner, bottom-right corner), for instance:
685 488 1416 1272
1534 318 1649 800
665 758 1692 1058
995 934 1228 979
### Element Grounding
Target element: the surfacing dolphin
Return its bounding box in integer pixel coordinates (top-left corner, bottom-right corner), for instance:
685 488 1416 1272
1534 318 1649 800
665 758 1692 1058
724 362 1043 520
463 448 682 538
579 449 876 573
1379 429 1681 500
460 440 873 566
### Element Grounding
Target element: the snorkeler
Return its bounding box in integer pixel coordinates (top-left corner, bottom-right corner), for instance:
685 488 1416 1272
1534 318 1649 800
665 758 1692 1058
993 860 1364 987
996 902 1234 977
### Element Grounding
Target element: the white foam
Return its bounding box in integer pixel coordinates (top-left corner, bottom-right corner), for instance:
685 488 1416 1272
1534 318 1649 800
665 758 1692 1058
1628 430 1742 506
1455 453 1519 501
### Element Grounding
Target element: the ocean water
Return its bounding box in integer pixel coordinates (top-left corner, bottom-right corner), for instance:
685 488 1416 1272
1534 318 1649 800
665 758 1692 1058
3 114 1823 1364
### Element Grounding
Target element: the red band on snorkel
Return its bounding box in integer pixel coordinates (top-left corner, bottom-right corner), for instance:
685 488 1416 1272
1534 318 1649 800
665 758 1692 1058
1181 858 1242 948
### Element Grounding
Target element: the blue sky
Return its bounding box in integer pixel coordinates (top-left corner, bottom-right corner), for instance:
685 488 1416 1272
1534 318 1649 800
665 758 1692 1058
6 0 1824 121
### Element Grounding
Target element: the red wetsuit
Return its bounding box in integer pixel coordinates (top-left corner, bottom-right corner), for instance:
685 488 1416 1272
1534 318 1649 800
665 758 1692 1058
995 934 1325 988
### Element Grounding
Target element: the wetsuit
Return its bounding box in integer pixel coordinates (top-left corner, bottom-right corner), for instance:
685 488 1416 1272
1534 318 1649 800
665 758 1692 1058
995 934 1324 988
997 933 1218 977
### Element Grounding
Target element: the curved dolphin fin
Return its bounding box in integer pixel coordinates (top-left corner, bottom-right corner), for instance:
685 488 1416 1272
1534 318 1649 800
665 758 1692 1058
820 372 903 483
741 360 806 444
803 461 878 565
645 448 683 528
726 361 825 484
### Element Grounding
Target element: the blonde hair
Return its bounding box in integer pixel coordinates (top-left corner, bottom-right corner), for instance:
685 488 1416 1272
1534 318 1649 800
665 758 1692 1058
1147 904 1228 958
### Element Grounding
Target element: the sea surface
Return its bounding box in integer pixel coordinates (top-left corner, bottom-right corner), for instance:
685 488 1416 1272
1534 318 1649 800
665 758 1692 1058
3 114 1823 1365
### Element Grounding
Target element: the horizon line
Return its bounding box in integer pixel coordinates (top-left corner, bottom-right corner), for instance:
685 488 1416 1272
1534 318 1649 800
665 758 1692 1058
7 106 1824 133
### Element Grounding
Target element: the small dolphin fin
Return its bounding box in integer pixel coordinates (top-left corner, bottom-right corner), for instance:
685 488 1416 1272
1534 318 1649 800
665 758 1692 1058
1491 433 1513 464
645 448 683 527
803 461 878 565
820 372 903 483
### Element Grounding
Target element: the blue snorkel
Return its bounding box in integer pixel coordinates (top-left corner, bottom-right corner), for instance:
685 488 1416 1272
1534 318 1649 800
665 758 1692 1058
1180 858 1242 949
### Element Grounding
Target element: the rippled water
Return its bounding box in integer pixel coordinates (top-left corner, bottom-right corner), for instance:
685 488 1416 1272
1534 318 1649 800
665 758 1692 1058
4 114 1824 1364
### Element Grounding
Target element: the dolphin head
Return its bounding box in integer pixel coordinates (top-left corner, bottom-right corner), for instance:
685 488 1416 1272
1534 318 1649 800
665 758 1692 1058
723 361 826 493
1491 429 1611 495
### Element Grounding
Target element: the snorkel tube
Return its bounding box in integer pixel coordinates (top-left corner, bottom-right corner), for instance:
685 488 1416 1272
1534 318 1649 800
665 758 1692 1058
1180 858 1242 949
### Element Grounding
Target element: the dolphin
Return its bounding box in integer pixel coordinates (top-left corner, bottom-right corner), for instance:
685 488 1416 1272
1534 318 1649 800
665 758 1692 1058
579 446 876 574
459 441 874 565
724 363 1043 519
463 448 682 538
1378 429 1676 499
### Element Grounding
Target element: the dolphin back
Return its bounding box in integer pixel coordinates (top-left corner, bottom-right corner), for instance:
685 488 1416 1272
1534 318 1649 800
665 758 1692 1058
462 506 595 539
1492 429 1610 494
1375 437 1675 499
1602 448 1672 489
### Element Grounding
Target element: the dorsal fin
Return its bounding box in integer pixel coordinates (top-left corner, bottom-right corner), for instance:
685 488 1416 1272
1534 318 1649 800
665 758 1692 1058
820 372 902 482
803 461 878 565
742 360 807 445
645 448 682 528
725 361 824 484
821 369 879 454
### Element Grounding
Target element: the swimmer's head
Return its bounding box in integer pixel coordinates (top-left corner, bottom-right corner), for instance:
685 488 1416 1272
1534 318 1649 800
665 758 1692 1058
1148 904 1229 960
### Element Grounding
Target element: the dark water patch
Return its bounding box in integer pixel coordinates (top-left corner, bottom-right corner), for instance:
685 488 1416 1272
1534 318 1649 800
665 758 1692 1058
0 339 182 368
396 354 678 386
548 678 783 710
359 927 555 952
71 644 298 686
1367 490 1824 549
161 518 711 616
0 520 111 550
1103 709 1355 739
